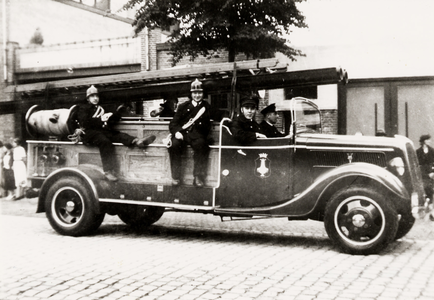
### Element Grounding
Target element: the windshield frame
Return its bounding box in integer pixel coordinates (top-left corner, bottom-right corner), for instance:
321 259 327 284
276 97 322 136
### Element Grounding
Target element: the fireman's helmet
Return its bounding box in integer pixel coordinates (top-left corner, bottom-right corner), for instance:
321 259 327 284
86 85 99 98
190 79 203 92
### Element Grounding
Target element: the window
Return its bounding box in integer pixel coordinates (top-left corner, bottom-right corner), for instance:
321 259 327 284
73 0 110 11
285 86 317 100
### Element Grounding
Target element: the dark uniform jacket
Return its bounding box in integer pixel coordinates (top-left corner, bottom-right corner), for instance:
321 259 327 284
416 145 434 179
77 102 121 132
169 100 211 139
230 114 262 145
159 102 176 118
260 121 285 138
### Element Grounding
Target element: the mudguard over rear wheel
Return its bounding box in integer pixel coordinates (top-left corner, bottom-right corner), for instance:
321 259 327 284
45 177 105 236
324 185 398 255
118 206 165 227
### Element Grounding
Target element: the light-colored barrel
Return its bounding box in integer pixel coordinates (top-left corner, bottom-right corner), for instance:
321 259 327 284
26 105 74 137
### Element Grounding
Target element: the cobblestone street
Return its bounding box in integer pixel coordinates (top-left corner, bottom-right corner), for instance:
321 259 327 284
1 197 434 300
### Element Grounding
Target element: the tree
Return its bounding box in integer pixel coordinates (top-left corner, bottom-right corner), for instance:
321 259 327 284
123 0 307 65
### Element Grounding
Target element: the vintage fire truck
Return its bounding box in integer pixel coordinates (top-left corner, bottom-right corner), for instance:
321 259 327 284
23 59 425 255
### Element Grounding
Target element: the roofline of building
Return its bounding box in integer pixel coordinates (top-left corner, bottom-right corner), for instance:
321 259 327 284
53 0 134 25
348 76 434 85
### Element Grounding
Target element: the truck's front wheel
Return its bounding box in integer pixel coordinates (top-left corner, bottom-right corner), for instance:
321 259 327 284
45 177 104 236
395 212 415 240
324 185 398 255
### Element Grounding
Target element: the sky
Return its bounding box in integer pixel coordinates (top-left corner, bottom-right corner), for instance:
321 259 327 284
290 0 434 46
282 0 434 78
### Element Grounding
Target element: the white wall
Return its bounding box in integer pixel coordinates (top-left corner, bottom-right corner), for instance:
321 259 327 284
9 0 134 47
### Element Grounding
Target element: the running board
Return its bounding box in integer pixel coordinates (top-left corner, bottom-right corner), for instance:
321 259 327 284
219 215 273 222
99 198 214 211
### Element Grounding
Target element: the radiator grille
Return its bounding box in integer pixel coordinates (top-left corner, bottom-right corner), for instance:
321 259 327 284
313 151 387 167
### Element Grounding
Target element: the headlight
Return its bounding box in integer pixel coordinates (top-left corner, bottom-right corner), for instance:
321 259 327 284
388 157 405 176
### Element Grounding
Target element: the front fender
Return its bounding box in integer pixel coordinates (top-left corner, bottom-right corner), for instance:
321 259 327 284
216 163 409 218
270 162 409 217
319 162 409 200
36 166 102 213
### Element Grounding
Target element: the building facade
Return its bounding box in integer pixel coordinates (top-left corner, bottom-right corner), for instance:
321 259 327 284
1 0 433 148
0 0 135 140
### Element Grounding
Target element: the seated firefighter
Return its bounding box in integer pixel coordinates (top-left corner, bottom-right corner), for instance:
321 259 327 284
150 95 178 118
229 93 266 145
260 103 292 138
77 85 156 182
116 103 142 118
168 79 211 187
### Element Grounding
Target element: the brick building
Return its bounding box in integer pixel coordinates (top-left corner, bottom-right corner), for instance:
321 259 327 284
0 0 134 141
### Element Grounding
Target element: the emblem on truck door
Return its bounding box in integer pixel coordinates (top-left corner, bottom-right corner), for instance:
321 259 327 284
255 153 270 178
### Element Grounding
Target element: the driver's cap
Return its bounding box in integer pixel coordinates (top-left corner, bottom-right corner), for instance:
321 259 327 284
240 94 259 109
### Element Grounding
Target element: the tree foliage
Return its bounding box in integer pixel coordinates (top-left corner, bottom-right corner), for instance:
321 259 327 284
123 0 307 65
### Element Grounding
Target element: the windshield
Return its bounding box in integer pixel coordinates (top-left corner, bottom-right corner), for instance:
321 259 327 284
294 99 322 134
277 97 322 135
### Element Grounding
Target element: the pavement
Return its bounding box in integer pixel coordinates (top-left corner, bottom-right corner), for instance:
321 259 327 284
1 197 434 300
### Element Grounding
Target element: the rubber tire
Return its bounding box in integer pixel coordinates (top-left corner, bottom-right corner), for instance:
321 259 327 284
324 185 399 255
45 176 105 236
394 212 415 240
118 206 165 227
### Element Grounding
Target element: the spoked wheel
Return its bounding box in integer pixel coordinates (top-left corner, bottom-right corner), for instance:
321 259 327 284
45 177 105 236
118 205 165 228
324 185 398 255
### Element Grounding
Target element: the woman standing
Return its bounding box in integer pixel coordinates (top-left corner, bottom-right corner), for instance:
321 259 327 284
12 138 27 199
2 143 16 200
0 141 4 197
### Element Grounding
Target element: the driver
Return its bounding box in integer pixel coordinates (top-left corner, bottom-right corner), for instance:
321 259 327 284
259 103 286 138
229 94 266 145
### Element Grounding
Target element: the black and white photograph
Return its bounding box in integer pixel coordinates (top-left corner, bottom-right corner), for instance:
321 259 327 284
1 0 434 299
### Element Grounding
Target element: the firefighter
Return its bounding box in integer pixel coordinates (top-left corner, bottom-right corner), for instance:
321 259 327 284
77 85 156 182
229 93 266 145
259 103 286 138
168 79 211 187
150 95 178 118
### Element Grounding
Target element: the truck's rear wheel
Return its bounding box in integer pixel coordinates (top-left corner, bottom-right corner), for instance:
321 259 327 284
324 185 398 255
118 206 165 227
45 177 104 236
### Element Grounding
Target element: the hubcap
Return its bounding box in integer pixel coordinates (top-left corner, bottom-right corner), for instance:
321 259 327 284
52 187 84 227
334 196 386 245
66 201 75 213
352 214 366 227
